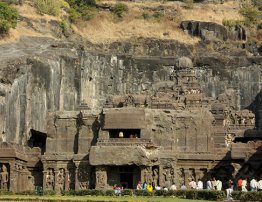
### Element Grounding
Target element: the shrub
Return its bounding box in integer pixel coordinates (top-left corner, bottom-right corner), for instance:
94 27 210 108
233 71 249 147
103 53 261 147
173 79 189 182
67 0 97 22
35 0 69 16
152 12 164 20
60 20 70 37
105 190 115 196
43 190 56 195
133 189 153 196
142 12 151 20
122 189 133 196
0 2 18 35
222 19 245 29
113 3 128 18
240 3 260 26
17 190 36 195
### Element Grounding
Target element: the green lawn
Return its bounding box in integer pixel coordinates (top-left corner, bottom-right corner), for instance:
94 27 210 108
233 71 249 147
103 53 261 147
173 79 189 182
0 195 212 202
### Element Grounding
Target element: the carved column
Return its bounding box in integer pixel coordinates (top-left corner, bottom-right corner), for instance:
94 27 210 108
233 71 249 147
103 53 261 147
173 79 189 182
159 165 164 187
75 166 80 190
42 170 47 191
65 170 70 191
54 170 59 192
184 169 189 188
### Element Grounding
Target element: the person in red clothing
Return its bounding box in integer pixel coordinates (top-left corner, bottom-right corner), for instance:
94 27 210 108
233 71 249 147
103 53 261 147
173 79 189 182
237 178 243 191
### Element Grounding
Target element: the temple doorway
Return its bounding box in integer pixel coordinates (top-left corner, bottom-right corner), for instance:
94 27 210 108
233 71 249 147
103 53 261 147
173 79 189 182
27 129 47 154
107 165 140 189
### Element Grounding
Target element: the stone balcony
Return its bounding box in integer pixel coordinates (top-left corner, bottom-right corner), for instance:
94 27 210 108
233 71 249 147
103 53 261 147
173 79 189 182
96 138 152 146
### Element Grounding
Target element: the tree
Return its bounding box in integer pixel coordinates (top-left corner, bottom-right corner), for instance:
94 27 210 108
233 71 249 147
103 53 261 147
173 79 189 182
0 2 18 35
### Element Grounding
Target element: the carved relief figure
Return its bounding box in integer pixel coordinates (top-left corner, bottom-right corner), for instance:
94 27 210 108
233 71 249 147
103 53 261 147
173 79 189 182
0 165 9 190
152 167 159 186
96 167 107 188
46 169 55 190
57 168 65 192
163 168 172 188
27 175 35 191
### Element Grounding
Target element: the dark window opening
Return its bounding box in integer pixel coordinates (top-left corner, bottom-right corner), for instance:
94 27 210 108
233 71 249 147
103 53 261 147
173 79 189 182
109 129 141 138
28 129 47 155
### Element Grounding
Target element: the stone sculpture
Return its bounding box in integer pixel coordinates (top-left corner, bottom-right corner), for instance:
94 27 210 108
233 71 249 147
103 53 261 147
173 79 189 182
46 169 55 190
0 165 8 190
57 168 65 192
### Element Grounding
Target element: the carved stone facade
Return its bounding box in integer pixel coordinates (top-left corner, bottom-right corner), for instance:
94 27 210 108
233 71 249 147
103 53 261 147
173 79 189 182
0 57 261 191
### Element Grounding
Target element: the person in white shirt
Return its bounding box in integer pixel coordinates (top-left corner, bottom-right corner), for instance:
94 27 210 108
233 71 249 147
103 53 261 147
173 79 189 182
189 179 197 189
170 183 177 190
250 178 257 191
216 179 222 191
242 178 248 192
258 179 262 191
206 179 212 190
197 179 203 190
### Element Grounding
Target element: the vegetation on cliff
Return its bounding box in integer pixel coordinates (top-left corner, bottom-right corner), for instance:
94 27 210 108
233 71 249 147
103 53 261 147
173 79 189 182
0 2 18 36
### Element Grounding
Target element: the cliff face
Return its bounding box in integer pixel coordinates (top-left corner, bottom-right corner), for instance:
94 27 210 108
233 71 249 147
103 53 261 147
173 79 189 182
0 35 262 144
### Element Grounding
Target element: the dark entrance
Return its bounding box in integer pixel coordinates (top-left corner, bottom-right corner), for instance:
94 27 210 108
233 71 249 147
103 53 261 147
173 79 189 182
107 165 140 189
27 129 47 154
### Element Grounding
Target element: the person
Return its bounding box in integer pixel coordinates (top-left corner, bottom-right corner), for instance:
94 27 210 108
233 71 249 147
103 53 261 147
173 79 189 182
258 178 262 191
197 179 203 190
226 179 234 200
147 183 153 192
242 178 248 192
136 181 142 190
119 131 124 138
237 178 243 191
180 184 187 190
250 178 257 192
216 179 222 191
189 178 196 189
155 185 161 190
142 181 147 190
206 179 212 190
113 184 121 195
212 177 217 190
170 183 177 190
163 187 168 191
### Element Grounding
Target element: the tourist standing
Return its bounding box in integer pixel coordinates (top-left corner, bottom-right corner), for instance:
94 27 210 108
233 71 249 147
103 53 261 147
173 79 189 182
250 178 257 192
136 181 142 190
237 178 243 191
197 179 203 190
216 179 222 191
206 179 212 190
226 179 234 200
242 178 248 192
170 183 177 190
258 179 262 191
212 177 217 190
189 178 197 189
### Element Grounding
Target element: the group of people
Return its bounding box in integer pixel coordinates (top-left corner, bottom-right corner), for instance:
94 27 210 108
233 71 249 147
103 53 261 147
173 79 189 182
237 177 262 192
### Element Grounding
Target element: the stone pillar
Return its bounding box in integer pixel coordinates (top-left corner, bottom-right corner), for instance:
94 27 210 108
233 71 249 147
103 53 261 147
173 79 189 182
184 169 189 188
65 170 70 191
75 167 80 190
159 165 164 187
42 170 47 191
54 170 59 192
9 167 18 192
95 166 107 189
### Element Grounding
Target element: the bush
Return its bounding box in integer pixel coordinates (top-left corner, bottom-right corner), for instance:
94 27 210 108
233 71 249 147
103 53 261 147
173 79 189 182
133 189 153 196
17 190 36 195
0 2 18 35
152 12 164 20
122 189 133 196
240 3 260 26
105 190 115 196
222 19 245 29
60 20 70 37
67 0 97 22
35 0 69 16
43 190 56 196
113 3 128 18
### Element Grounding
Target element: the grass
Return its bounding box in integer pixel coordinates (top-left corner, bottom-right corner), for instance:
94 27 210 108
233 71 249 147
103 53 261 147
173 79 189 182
0 195 212 202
